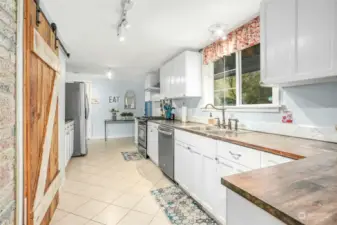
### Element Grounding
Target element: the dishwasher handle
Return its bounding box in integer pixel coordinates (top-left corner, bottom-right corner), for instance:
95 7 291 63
158 128 173 136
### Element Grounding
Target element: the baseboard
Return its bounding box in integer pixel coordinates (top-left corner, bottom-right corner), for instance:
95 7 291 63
90 135 135 140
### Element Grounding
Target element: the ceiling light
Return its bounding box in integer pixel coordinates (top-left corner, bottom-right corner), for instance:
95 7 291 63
123 0 135 10
209 23 228 41
122 20 131 29
119 35 125 42
116 0 135 42
107 69 114 79
118 27 126 42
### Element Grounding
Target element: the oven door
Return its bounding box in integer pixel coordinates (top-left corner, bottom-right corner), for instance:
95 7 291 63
138 123 147 148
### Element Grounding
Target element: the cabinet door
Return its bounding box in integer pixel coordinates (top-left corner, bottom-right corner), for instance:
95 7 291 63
180 145 193 193
201 154 217 214
185 51 202 97
190 147 203 203
65 128 69 165
174 53 185 98
174 141 184 185
70 127 74 158
152 128 159 165
261 0 296 84
165 63 173 99
261 152 293 168
295 0 335 79
215 157 237 224
160 66 166 98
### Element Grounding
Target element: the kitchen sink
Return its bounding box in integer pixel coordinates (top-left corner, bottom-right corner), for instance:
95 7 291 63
207 129 250 136
187 126 219 131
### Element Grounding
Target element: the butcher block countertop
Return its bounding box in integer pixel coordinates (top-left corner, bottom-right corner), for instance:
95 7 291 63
151 120 337 225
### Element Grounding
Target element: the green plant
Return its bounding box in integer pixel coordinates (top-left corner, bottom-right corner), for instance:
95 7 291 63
110 108 119 113
120 112 134 117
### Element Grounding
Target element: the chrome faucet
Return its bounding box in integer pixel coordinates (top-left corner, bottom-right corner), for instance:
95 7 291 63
228 118 239 131
203 103 226 129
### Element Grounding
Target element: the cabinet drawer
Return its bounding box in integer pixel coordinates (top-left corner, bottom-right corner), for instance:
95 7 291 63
261 152 293 168
175 129 216 157
148 122 159 129
217 141 261 169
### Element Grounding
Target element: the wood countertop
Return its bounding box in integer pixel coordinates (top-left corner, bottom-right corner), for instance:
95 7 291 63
151 120 337 225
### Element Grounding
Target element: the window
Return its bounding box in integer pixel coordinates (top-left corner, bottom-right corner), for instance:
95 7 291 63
213 44 277 108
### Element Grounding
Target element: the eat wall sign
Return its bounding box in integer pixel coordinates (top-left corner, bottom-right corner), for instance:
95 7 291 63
109 96 120 103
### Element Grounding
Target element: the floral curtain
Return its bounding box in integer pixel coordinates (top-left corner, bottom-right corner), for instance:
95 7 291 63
203 16 260 65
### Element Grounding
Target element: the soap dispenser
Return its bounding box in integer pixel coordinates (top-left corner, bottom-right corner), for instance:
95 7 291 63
208 113 215 125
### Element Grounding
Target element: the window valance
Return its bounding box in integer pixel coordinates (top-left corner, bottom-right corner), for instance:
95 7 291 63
203 17 260 65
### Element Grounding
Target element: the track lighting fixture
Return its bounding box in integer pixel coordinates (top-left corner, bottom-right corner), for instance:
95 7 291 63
116 0 135 42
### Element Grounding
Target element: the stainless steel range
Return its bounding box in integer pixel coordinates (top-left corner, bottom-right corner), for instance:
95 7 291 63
137 116 165 158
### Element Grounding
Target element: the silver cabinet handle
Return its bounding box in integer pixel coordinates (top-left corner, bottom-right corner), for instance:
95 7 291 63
268 160 278 165
204 155 214 160
229 151 242 160
158 129 173 136
219 161 233 169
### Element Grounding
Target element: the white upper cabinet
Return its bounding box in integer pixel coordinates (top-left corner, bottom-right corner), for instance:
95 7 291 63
261 0 337 86
160 51 202 99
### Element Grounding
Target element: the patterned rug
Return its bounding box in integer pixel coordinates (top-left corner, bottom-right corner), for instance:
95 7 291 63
151 185 218 225
121 152 144 161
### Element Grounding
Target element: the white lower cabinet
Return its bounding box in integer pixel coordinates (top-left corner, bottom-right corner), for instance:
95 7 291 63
200 154 217 214
65 121 74 167
174 129 294 225
261 151 293 168
227 189 286 225
147 122 159 165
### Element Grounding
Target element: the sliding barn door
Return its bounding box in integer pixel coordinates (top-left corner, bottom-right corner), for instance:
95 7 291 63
24 0 61 224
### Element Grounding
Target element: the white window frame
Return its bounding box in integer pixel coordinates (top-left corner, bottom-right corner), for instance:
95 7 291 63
212 48 281 113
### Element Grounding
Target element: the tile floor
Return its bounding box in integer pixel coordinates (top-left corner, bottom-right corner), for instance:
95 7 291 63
51 138 173 225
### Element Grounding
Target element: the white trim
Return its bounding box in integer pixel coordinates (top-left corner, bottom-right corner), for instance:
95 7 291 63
90 135 135 140
16 0 24 224
33 74 60 210
33 174 61 225
212 46 281 111
202 104 282 113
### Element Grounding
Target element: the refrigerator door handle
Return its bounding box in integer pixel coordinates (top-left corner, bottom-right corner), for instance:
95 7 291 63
85 95 89 119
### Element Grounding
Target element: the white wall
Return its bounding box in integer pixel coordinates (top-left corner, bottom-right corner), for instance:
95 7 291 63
173 64 337 142
58 50 67 183
66 73 145 139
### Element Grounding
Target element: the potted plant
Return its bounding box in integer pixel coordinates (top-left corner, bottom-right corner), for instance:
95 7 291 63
110 108 119 120
120 112 127 120
126 112 134 119
120 112 134 120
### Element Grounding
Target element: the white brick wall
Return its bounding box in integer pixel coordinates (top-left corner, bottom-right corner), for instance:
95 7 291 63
0 0 17 224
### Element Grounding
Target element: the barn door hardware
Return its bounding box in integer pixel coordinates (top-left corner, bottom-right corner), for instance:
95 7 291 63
51 23 58 49
35 0 41 26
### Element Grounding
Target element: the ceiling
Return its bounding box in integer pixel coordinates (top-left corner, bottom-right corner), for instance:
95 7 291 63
41 0 261 77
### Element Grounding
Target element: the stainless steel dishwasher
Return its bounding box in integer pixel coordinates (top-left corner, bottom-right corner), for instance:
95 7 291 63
158 124 174 180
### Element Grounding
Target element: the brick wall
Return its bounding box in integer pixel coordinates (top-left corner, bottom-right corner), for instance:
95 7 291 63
0 0 17 224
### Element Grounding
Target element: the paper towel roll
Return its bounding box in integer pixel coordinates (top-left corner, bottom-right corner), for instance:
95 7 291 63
181 106 187 122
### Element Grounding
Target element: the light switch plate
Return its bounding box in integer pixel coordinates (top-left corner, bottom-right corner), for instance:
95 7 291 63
335 125 337 131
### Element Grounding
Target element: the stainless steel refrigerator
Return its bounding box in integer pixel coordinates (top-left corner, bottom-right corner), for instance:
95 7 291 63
65 82 89 156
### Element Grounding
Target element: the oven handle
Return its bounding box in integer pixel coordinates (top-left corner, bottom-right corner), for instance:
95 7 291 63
158 128 173 136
